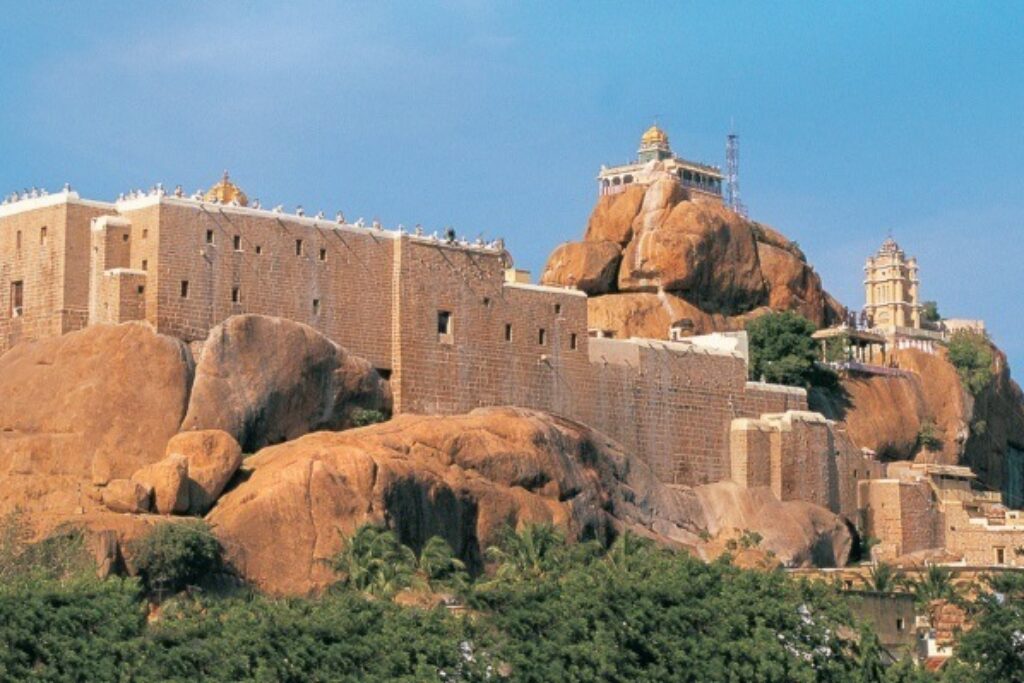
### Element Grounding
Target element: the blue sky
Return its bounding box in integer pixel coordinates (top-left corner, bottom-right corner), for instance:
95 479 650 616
2 2 1022 376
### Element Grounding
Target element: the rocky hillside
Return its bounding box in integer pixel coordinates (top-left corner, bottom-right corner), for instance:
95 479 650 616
0 317 850 595
540 173 845 338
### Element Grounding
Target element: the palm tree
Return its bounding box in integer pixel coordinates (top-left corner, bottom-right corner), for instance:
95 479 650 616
911 564 958 604
331 524 419 598
484 523 567 582
417 535 467 591
865 562 903 593
605 530 652 572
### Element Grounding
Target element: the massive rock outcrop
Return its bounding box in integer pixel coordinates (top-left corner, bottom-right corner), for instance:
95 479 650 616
207 407 852 595
0 322 193 517
180 315 392 452
541 171 842 338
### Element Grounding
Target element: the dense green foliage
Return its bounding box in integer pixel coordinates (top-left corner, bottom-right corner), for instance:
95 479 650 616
0 521 1020 681
921 301 941 323
746 311 823 387
350 407 388 427
132 521 222 596
947 329 994 396
916 420 944 452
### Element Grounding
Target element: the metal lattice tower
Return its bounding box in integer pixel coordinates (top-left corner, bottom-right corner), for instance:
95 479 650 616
725 130 747 218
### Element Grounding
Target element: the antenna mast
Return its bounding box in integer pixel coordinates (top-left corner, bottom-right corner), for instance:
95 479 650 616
725 128 747 218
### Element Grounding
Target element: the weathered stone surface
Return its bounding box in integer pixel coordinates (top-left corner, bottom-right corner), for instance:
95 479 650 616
166 430 243 515
180 315 391 452
0 323 192 520
101 479 152 514
132 454 189 515
206 407 847 595
695 481 852 567
757 242 828 326
619 199 766 313
582 184 646 245
587 292 771 340
540 240 621 294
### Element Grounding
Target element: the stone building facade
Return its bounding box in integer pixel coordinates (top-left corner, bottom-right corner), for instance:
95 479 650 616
597 125 724 199
0 182 804 487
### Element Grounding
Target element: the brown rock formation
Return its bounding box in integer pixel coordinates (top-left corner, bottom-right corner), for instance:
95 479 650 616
582 184 646 245
180 315 392 452
207 407 851 595
165 430 243 515
101 479 152 514
131 454 189 515
587 292 771 341
540 240 622 294
0 322 192 517
541 172 841 338
959 345 1024 491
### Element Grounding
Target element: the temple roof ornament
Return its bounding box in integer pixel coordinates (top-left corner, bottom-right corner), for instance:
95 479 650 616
640 124 669 148
204 171 248 207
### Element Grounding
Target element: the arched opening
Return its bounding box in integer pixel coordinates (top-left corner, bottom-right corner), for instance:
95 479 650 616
612 176 621 186
623 174 633 184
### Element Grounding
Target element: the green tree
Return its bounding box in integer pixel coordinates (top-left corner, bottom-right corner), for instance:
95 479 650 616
331 524 419 598
416 535 467 592
947 329 994 396
132 520 222 597
910 565 958 605
746 311 820 388
865 562 903 593
916 420 944 452
483 523 568 584
921 301 941 323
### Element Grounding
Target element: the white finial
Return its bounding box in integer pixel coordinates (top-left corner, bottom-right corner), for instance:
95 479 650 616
315 210 325 220
296 205 305 216
335 211 345 223
414 224 423 236
252 198 261 209
355 217 365 228
272 204 284 213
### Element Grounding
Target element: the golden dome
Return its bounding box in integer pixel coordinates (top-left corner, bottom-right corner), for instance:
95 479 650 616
640 124 669 147
204 171 248 206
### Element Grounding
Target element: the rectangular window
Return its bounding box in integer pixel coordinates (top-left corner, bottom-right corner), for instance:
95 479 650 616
10 281 23 317
554 303 561 315
233 235 242 251
538 328 546 345
141 259 148 271
438 310 453 336
136 285 145 295
205 229 214 245
142 228 148 239
570 333 578 350
504 323 512 342
295 239 303 256
996 547 1006 565
312 298 320 315
15 231 21 250
40 227 47 245
255 245 263 255
231 286 240 303
121 232 129 242
896 618 905 631
319 247 327 262
180 280 189 298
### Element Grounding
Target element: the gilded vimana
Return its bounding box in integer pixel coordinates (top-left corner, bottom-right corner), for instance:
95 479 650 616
1 4 1023 682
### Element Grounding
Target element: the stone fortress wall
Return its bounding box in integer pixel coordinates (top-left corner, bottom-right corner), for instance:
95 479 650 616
0 189 829 491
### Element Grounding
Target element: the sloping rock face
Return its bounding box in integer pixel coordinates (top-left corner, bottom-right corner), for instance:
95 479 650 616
207 407 851 595
0 322 193 517
180 315 392 452
961 346 1024 491
541 172 843 338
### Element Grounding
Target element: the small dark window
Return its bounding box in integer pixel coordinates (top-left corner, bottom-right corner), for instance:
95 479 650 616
142 228 148 239
136 285 145 295
231 286 240 303
40 227 47 245
483 297 491 307
205 229 214 245
554 303 561 315
896 618 905 631
10 280 23 316
570 333 578 350
255 245 263 255
319 247 327 261
121 232 129 242
295 239 303 256
15 231 21 250
538 328 546 345
233 235 242 251
141 259 148 271
438 310 453 336
996 547 1006 564
312 298 320 315
180 280 189 298
504 323 512 341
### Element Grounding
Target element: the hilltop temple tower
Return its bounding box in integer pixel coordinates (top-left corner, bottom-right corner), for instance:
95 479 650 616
863 237 921 330
597 125 724 200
